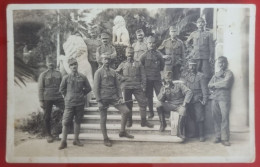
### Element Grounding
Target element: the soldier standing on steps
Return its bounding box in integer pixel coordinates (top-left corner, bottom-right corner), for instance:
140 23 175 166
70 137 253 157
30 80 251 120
96 33 117 68
186 17 215 81
208 56 233 146
156 71 193 142
158 26 185 80
132 29 148 61
181 59 209 142
93 53 134 147
140 36 165 119
38 56 64 143
116 46 154 128
58 58 92 150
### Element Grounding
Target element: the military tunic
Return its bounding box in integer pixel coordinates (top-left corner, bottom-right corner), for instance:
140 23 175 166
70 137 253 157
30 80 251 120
84 38 102 76
186 30 214 78
116 60 147 118
208 69 233 141
182 72 208 122
96 44 117 67
60 72 92 126
132 41 148 61
158 38 184 80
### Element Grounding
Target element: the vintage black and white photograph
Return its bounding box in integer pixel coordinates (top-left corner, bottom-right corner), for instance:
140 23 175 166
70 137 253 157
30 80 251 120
6 4 255 163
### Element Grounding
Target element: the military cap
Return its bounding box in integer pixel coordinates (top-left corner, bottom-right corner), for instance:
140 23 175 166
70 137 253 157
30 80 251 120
188 59 197 65
169 26 178 31
68 57 77 66
136 29 144 35
163 71 173 80
147 36 155 43
101 53 111 59
196 17 205 23
100 33 110 39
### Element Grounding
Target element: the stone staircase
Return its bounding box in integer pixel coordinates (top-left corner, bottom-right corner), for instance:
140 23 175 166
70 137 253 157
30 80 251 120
63 96 183 143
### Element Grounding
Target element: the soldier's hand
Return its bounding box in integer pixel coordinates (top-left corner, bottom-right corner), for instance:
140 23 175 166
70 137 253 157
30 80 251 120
97 100 103 108
209 57 215 64
40 100 44 109
117 98 124 104
178 105 187 116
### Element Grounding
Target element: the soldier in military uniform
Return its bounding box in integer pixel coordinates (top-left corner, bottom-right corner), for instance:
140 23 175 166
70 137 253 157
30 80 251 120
140 36 165 119
158 26 185 80
96 33 117 68
84 26 102 77
58 58 92 150
38 56 64 143
182 59 209 142
93 53 134 147
116 46 153 128
132 29 148 61
208 56 233 146
186 17 214 80
156 71 193 142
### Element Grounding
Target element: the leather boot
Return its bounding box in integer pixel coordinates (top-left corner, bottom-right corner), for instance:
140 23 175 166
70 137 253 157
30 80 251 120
141 117 154 128
126 110 133 127
119 131 134 138
198 122 205 142
177 116 186 140
157 108 166 132
148 110 154 119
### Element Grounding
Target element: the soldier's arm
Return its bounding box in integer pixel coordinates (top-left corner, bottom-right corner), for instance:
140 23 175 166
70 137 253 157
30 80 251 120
158 52 165 71
140 53 146 66
209 32 215 61
200 74 209 103
208 75 216 89
212 71 234 89
83 75 92 95
96 47 102 65
140 63 146 90
180 83 193 106
185 32 194 46
110 46 117 59
59 75 68 97
157 40 166 55
157 87 166 102
115 63 124 81
38 72 45 101
115 72 123 99
93 71 102 102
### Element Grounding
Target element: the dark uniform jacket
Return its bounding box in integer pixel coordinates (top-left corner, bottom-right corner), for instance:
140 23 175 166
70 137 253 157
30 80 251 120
60 72 92 106
132 41 148 61
182 72 209 103
140 49 164 81
96 44 117 65
158 38 184 66
158 81 193 105
84 38 102 62
208 69 234 101
186 30 214 60
93 67 122 102
116 59 146 90
38 69 63 101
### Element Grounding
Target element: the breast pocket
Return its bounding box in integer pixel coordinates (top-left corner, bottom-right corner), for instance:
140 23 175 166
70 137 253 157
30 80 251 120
76 78 85 92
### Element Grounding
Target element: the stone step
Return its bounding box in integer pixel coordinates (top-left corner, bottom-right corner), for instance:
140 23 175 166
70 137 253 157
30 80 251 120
89 100 157 107
80 124 173 135
84 107 158 115
82 115 170 125
61 133 183 143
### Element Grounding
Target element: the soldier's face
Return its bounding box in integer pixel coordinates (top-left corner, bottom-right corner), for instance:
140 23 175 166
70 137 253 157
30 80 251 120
90 31 97 38
218 59 227 70
101 37 109 45
147 41 156 50
102 57 111 66
189 64 197 73
170 30 177 39
196 21 205 30
69 62 78 72
137 33 144 40
126 52 134 59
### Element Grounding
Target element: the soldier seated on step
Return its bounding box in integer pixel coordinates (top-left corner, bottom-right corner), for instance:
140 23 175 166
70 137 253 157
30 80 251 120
156 71 193 142
116 46 153 128
93 53 134 147
58 57 92 150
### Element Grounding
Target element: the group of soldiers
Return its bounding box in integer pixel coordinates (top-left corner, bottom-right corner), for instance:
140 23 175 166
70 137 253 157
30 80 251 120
38 17 234 150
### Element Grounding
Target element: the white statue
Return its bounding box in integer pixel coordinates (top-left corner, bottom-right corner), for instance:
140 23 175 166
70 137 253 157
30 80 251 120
112 16 130 46
58 33 94 88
